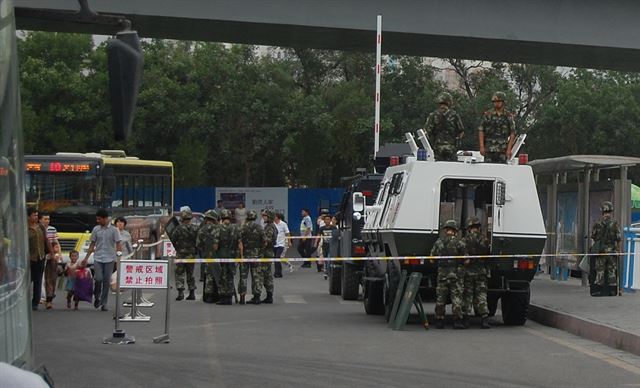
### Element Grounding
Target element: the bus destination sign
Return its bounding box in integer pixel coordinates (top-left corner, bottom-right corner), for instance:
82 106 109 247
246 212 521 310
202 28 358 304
26 162 92 173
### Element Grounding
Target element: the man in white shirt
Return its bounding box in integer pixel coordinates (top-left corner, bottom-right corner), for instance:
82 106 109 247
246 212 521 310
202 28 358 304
298 208 313 268
234 202 248 225
273 212 290 277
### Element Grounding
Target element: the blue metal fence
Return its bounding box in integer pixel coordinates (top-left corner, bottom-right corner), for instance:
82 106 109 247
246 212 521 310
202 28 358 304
623 226 640 290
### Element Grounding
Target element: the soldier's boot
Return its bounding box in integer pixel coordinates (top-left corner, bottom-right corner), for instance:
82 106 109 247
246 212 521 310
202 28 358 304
186 289 196 300
262 292 273 304
203 293 216 304
462 315 470 329
250 295 261 305
453 319 466 330
239 294 246 305
481 316 491 329
591 284 602 297
435 318 445 329
608 284 618 297
176 289 185 301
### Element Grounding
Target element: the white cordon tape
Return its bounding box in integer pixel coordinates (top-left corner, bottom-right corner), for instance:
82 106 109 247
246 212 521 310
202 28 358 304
172 252 625 264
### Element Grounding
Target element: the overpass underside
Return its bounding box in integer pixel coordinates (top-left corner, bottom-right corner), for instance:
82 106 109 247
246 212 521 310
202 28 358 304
14 0 640 71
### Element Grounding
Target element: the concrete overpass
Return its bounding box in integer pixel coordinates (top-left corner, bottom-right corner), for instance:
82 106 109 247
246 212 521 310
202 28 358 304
14 0 640 71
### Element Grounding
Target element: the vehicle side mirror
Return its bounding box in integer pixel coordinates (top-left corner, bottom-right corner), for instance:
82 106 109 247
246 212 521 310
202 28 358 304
353 192 365 213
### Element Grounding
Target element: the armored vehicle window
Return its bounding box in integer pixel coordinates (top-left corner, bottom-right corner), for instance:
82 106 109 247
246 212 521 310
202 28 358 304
391 172 404 195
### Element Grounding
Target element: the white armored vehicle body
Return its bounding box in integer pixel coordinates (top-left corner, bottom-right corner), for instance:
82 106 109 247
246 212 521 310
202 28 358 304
359 132 546 325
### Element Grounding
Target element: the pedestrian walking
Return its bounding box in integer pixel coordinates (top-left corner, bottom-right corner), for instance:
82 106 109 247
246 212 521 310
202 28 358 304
27 208 53 311
424 92 465 161
168 208 198 301
213 209 240 305
80 209 123 311
462 217 491 329
64 250 80 310
39 212 60 309
590 201 621 296
114 217 133 257
478 91 516 163
317 214 337 279
273 212 291 277
298 208 314 268
431 219 466 329
239 210 265 305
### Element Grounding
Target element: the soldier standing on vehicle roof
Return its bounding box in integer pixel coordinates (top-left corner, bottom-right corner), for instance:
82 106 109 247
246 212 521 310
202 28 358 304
424 92 465 161
258 210 278 304
170 208 198 301
591 201 621 297
239 210 265 305
214 209 240 305
431 219 467 329
478 91 516 163
462 217 491 329
198 210 220 304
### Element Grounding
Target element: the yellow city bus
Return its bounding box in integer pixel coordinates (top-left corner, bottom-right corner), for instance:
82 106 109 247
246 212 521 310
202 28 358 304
25 150 173 261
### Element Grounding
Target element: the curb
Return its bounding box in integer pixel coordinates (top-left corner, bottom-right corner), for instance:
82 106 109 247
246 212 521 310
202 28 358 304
528 303 640 357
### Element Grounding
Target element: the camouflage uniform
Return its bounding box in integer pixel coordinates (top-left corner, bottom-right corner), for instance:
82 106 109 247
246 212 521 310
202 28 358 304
256 212 278 299
424 93 465 161
214 219 239 297
197 212 220 300
462 225 490 318
171 220 198 292
431 221 466 323
591 202 621 288
479 92 516 163
239 214 265 297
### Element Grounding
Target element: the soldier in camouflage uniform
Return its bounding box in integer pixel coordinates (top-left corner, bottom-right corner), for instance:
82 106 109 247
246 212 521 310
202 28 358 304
239 210 266 305
214 209 240 305
258 210 278 304
462 217 491 329
591 201 621 296
169 209 198 301
198 210 220 304
424 92 465 161
431 219 467 329
478 91 516 163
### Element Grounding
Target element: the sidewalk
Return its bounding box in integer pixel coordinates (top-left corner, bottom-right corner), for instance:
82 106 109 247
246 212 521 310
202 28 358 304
529 274 640 356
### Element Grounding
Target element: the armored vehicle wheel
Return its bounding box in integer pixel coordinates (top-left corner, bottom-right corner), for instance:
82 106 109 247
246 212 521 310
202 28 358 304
341 262 360 300
383 260 401 322
501 290 530 326
487 295 499 317
363 279 384 315
328 264 342 295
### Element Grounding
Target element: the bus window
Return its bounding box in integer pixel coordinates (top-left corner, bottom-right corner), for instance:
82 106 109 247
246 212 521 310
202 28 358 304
153 176 162 207
127 176 135 207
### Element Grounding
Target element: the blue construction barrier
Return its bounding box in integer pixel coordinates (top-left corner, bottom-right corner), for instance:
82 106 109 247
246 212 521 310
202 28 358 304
623 226 640 290
174 187 215 213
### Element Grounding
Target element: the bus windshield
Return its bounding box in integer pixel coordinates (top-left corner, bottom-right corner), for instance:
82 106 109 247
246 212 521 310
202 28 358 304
26 167 99 213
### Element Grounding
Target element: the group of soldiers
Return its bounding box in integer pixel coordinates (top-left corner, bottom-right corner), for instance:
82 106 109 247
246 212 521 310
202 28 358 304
430 217 492 330
425 91 516 163
168 207 278 305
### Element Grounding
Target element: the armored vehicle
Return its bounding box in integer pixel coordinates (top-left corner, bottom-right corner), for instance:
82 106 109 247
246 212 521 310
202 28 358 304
359 131 546 325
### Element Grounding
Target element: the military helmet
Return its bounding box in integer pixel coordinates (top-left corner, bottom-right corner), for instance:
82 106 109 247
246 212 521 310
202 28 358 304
438 92 453 106
601 201 614 213
219 209 232 220
246 210 257 220
466 216 481 229
204 209 219 221
262 209 275 221
180 209 193 220
492 91 507 102
443 219 458 231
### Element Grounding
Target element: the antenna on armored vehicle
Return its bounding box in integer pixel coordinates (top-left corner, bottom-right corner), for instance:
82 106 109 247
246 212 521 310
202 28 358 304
416 129 435 162
508 134 527 164
404 132 419 157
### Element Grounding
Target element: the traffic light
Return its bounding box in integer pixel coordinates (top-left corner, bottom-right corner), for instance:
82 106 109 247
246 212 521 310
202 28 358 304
107 30 143 141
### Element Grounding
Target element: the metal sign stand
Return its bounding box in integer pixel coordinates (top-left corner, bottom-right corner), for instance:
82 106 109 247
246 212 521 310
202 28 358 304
121 240 151 322
103 256 135 344
153 258 172 344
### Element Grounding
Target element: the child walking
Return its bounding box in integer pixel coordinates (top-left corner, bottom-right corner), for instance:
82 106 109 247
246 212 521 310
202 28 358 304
65 250 80 310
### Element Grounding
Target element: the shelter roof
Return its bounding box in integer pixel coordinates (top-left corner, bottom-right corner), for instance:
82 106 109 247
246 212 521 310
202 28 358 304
529 155 640 175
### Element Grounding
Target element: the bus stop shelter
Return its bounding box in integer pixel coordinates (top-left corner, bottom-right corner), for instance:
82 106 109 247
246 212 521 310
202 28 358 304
529 155 640 285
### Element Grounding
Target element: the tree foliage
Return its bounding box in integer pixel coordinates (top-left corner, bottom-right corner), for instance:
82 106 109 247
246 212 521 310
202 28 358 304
18 32 640 187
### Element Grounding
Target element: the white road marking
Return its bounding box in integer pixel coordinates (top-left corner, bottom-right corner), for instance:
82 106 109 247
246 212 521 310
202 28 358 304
282 294 307 304
525 327 640 376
